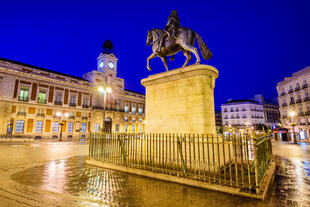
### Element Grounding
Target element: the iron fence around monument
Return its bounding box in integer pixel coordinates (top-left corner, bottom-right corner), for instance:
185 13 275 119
88 133 273 195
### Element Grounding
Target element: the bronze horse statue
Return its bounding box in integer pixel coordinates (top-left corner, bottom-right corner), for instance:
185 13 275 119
146 28 212 71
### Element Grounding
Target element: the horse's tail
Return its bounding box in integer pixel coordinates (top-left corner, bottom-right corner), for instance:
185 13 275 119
195 32 212 60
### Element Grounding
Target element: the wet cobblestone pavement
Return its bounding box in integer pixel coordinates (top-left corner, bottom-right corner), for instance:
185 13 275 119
0 141 310 206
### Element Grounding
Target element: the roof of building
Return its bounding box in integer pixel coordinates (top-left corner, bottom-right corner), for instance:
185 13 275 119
124 89 145 96
278 66 310 86
225 99 259 104
0 58 88 82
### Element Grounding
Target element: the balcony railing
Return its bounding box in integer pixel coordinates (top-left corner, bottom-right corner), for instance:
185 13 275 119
288 89 294 93
295 87 301 91
18 96 29 102
69 116 75 119
36 113 45 117
304 97 310 102
298 112 304 116
69 102 76 107
37 98 47 104
17 111 27 116
305 111 310 116
289 100 295 105
92 106 104 110
281 103 287 107
302 84 308 89
82 104 89 108
54 101 62 105
82 116 88 120
300 122 306 125
296 99 302 103
280 92 286 96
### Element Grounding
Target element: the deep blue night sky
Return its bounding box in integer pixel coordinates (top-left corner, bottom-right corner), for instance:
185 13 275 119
1 0 310 110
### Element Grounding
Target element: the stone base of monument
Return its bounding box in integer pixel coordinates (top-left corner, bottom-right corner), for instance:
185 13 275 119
141 64 218 134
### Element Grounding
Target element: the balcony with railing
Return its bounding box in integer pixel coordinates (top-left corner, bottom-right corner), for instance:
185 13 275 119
289 100 295 105
298 112 305 116
295 87 301 91
281 103 287 107
82 116 88 120
69 115 75 119
296 99 302 103
92 105 103 110
36 113 45 117
37 98 47 104
280 92 286 96
82 104 89 108
300 122 306 126
54 100 62 105
18 96 29 102
17 111 27 116
288 89 294 93
305 111 310 116
69 102 76 107
302 84 308 89
304 97 310 102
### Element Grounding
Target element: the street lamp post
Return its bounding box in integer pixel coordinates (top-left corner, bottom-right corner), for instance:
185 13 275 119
98 86 112 132
56 111 69 141
289 111 297 144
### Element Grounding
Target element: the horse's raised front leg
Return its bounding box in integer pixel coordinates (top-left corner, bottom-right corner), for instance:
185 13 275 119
160 56 169 71
180 43 201 64
146 52 157 71
182 51 192 67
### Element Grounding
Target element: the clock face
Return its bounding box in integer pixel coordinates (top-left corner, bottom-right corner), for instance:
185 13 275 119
108 61 114 69
99 61 104 68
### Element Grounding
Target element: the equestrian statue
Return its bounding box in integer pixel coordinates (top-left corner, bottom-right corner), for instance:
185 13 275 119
146 10 212 72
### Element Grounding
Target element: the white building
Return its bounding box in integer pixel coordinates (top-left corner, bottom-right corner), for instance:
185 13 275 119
221 99 265 130
277 66 310 142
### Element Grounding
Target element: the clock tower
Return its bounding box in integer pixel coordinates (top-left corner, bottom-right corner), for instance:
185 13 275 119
97 40 118 75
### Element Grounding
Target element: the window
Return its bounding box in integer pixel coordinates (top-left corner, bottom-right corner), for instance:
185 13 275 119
139 118 142 123
53 122 59 132
55 92 63 102
19 86 29 101
132 105 136 114
139 124 142 132
68 122 74 132
132 124 135 132
124 116 128 122
124 104 129 113
70 94 77 104
38 90 46 103
81 123 86 132
83 95 89 105
95 123 100 132
138 106 143 114
35 121 43 132
132 117 135 122
115 124 119 132
124 124 128 132
16 120 24 132
69 111 75 118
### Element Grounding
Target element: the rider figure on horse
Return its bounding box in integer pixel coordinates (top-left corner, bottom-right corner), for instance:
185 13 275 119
157 10 181 53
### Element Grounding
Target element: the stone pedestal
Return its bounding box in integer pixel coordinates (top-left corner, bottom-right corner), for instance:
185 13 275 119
141 64 218 134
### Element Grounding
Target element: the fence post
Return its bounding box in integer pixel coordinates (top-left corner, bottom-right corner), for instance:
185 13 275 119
253 136 260 194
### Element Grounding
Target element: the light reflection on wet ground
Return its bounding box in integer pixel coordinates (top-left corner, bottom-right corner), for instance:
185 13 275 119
10 154 310 207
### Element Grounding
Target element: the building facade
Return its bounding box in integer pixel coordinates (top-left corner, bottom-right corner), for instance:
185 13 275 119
277 66 310 141
215 110 222 132
253 94 280 127
221 99 265 131
0 41 145 140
